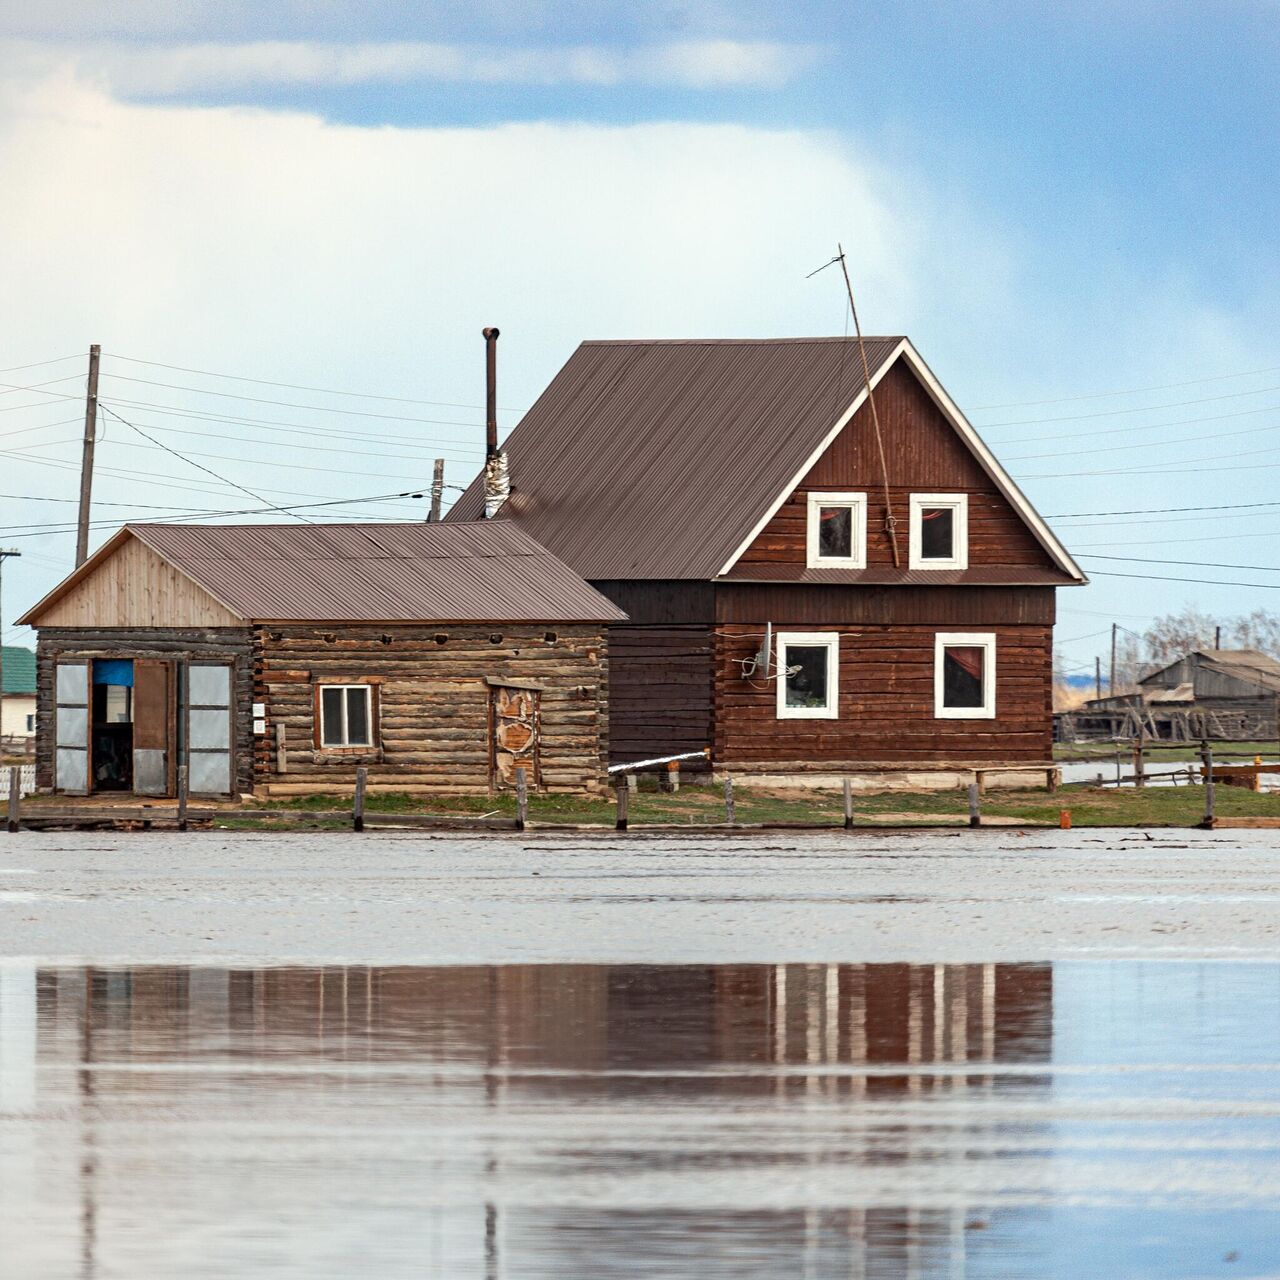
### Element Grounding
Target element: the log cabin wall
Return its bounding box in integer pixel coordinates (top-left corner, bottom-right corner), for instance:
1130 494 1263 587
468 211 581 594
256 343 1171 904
34 626 255 793
713 586 1055 767
591 581 715 768
254 623 609 796
734 361 1058 574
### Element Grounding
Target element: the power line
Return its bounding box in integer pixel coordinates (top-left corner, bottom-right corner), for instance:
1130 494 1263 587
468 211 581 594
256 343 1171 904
98 405 315 522
1089 569 1280 591
978 379 1280 429
1001 407 1280 460
971 361 1280 412
1047 499 1280 519
106 351 525 413
0 354 83 375
101 372 502 429
1081 553 1280 574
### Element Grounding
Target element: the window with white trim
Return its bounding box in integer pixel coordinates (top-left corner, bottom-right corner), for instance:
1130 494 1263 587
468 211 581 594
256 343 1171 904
806 492 867 569
934 632 996 719
319 683 374 747
776 632 839 719
909 493 968 570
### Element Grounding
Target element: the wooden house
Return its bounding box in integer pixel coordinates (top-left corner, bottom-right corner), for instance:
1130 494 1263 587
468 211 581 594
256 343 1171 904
1063 649 1280 741
17 522 623 799
448 337 1085 779
1 645 37 750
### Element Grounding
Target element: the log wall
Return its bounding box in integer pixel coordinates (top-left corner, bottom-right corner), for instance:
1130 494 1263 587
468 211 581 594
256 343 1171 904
254 623 609 796
34 626 255 794
714 618 1054 768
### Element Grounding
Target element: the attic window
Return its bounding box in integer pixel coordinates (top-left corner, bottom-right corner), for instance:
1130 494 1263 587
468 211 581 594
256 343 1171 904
805 492 867 569
909 494 968 570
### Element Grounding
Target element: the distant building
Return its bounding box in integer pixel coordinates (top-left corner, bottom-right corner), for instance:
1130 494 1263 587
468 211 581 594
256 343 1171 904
18 522 623 799
1060 649 1280 741
1 645 36 743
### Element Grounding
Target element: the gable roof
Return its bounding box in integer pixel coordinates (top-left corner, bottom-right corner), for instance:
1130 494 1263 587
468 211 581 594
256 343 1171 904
18 522 626 626
447 337 1084 583
1142 649 1280 694
1 646 35 696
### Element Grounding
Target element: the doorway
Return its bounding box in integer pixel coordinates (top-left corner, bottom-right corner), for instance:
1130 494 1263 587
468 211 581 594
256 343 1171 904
91 660 133 792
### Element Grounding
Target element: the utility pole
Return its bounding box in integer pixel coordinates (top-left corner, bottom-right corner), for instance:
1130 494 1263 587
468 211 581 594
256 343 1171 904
429 458 444 522
0 548 21 740
75 344 101 568
1095 656 1102 703
1215 624 1222 649
1110 622 1118 696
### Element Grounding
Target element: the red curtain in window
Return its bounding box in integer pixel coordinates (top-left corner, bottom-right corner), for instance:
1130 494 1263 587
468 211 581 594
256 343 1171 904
946 646 984 680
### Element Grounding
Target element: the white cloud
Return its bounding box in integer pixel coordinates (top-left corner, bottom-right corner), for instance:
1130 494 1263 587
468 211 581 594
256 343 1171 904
0 66 1012 616
1 38 822 95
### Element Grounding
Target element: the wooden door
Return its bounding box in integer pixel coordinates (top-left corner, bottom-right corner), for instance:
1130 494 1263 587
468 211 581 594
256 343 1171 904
54 661 90 795
490 685 540 789
133 659 172 796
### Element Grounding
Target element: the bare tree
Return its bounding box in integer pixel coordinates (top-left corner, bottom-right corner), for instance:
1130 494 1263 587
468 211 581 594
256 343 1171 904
1229 609 1280 658
1143 606 1218 664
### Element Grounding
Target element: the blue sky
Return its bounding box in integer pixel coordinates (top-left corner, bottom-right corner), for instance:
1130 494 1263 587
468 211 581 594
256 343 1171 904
2 1 1279 677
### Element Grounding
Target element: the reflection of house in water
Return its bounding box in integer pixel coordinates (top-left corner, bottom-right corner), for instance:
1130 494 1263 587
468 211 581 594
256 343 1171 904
33 963 1052 1279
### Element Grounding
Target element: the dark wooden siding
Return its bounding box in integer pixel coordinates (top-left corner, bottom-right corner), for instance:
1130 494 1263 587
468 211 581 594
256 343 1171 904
591 580 715 625
256 623 608 796
736 361 1056 573
607 625 713 767
34 627 255 794
716 584 1055 627
714 619 1054 767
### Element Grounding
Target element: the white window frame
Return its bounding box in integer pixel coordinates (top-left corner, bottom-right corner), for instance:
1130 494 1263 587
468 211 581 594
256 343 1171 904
319 683 374 747
934 632 996 719
909 493 969 570
805 492 867 569
776 631 840 720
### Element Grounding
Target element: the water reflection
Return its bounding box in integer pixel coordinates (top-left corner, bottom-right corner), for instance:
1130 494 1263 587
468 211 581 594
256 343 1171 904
2 961 1278 1278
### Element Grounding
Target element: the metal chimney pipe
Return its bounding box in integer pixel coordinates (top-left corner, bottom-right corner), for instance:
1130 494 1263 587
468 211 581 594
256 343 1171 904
482 326 500 461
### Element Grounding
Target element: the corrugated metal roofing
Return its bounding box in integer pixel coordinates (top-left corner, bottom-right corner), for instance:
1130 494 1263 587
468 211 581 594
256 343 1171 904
448 337 905 579
71 522 625 624
1 645 36 695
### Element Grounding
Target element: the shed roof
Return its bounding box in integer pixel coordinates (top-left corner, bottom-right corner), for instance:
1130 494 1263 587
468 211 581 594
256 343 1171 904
19 522 626 625
1 645 35 696
447 337 1084 583
1140 649 1280 694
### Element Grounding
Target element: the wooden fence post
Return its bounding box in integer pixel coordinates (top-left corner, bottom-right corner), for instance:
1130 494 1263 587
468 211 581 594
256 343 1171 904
667 760 680 793
176 764 189 833
967 782 981 828
724 774 735 825
354 766 367 833
615 778 629 831
1202 742 1215 827
275 723 288 774
515 767 528 832
1133 733 1145 789
843 777 854 830
6 767 19 834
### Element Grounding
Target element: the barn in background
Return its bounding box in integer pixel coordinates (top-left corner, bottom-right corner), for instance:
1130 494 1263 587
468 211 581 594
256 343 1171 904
449 336 1085 781
19 522 622 799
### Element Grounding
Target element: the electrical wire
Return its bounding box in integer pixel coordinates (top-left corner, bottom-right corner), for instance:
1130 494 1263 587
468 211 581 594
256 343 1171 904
106 352 525 413
0 354 84 375
1081 553 1280 573
1088 569 1280 591
1001 406 1280 459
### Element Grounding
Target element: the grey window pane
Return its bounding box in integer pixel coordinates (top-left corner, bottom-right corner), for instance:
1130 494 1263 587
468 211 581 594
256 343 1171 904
190 751 230 795
188 664 230 707
133 749 167 796
189 709 229 749
56 706 87 747
784 646 830 709
921 507 954 559
817 506 852 558
321 687 344 745
56 664 88 706
56 748 87 792
346 688 370 745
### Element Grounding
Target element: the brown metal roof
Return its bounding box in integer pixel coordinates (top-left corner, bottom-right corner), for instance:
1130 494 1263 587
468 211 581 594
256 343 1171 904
447 337 905 579
22 522 626 625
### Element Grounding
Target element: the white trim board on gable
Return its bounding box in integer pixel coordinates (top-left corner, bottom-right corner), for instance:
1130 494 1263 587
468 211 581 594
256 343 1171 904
715 340 1087 583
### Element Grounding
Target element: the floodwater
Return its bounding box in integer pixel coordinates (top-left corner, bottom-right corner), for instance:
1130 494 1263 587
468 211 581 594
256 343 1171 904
3 959 1279 1278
